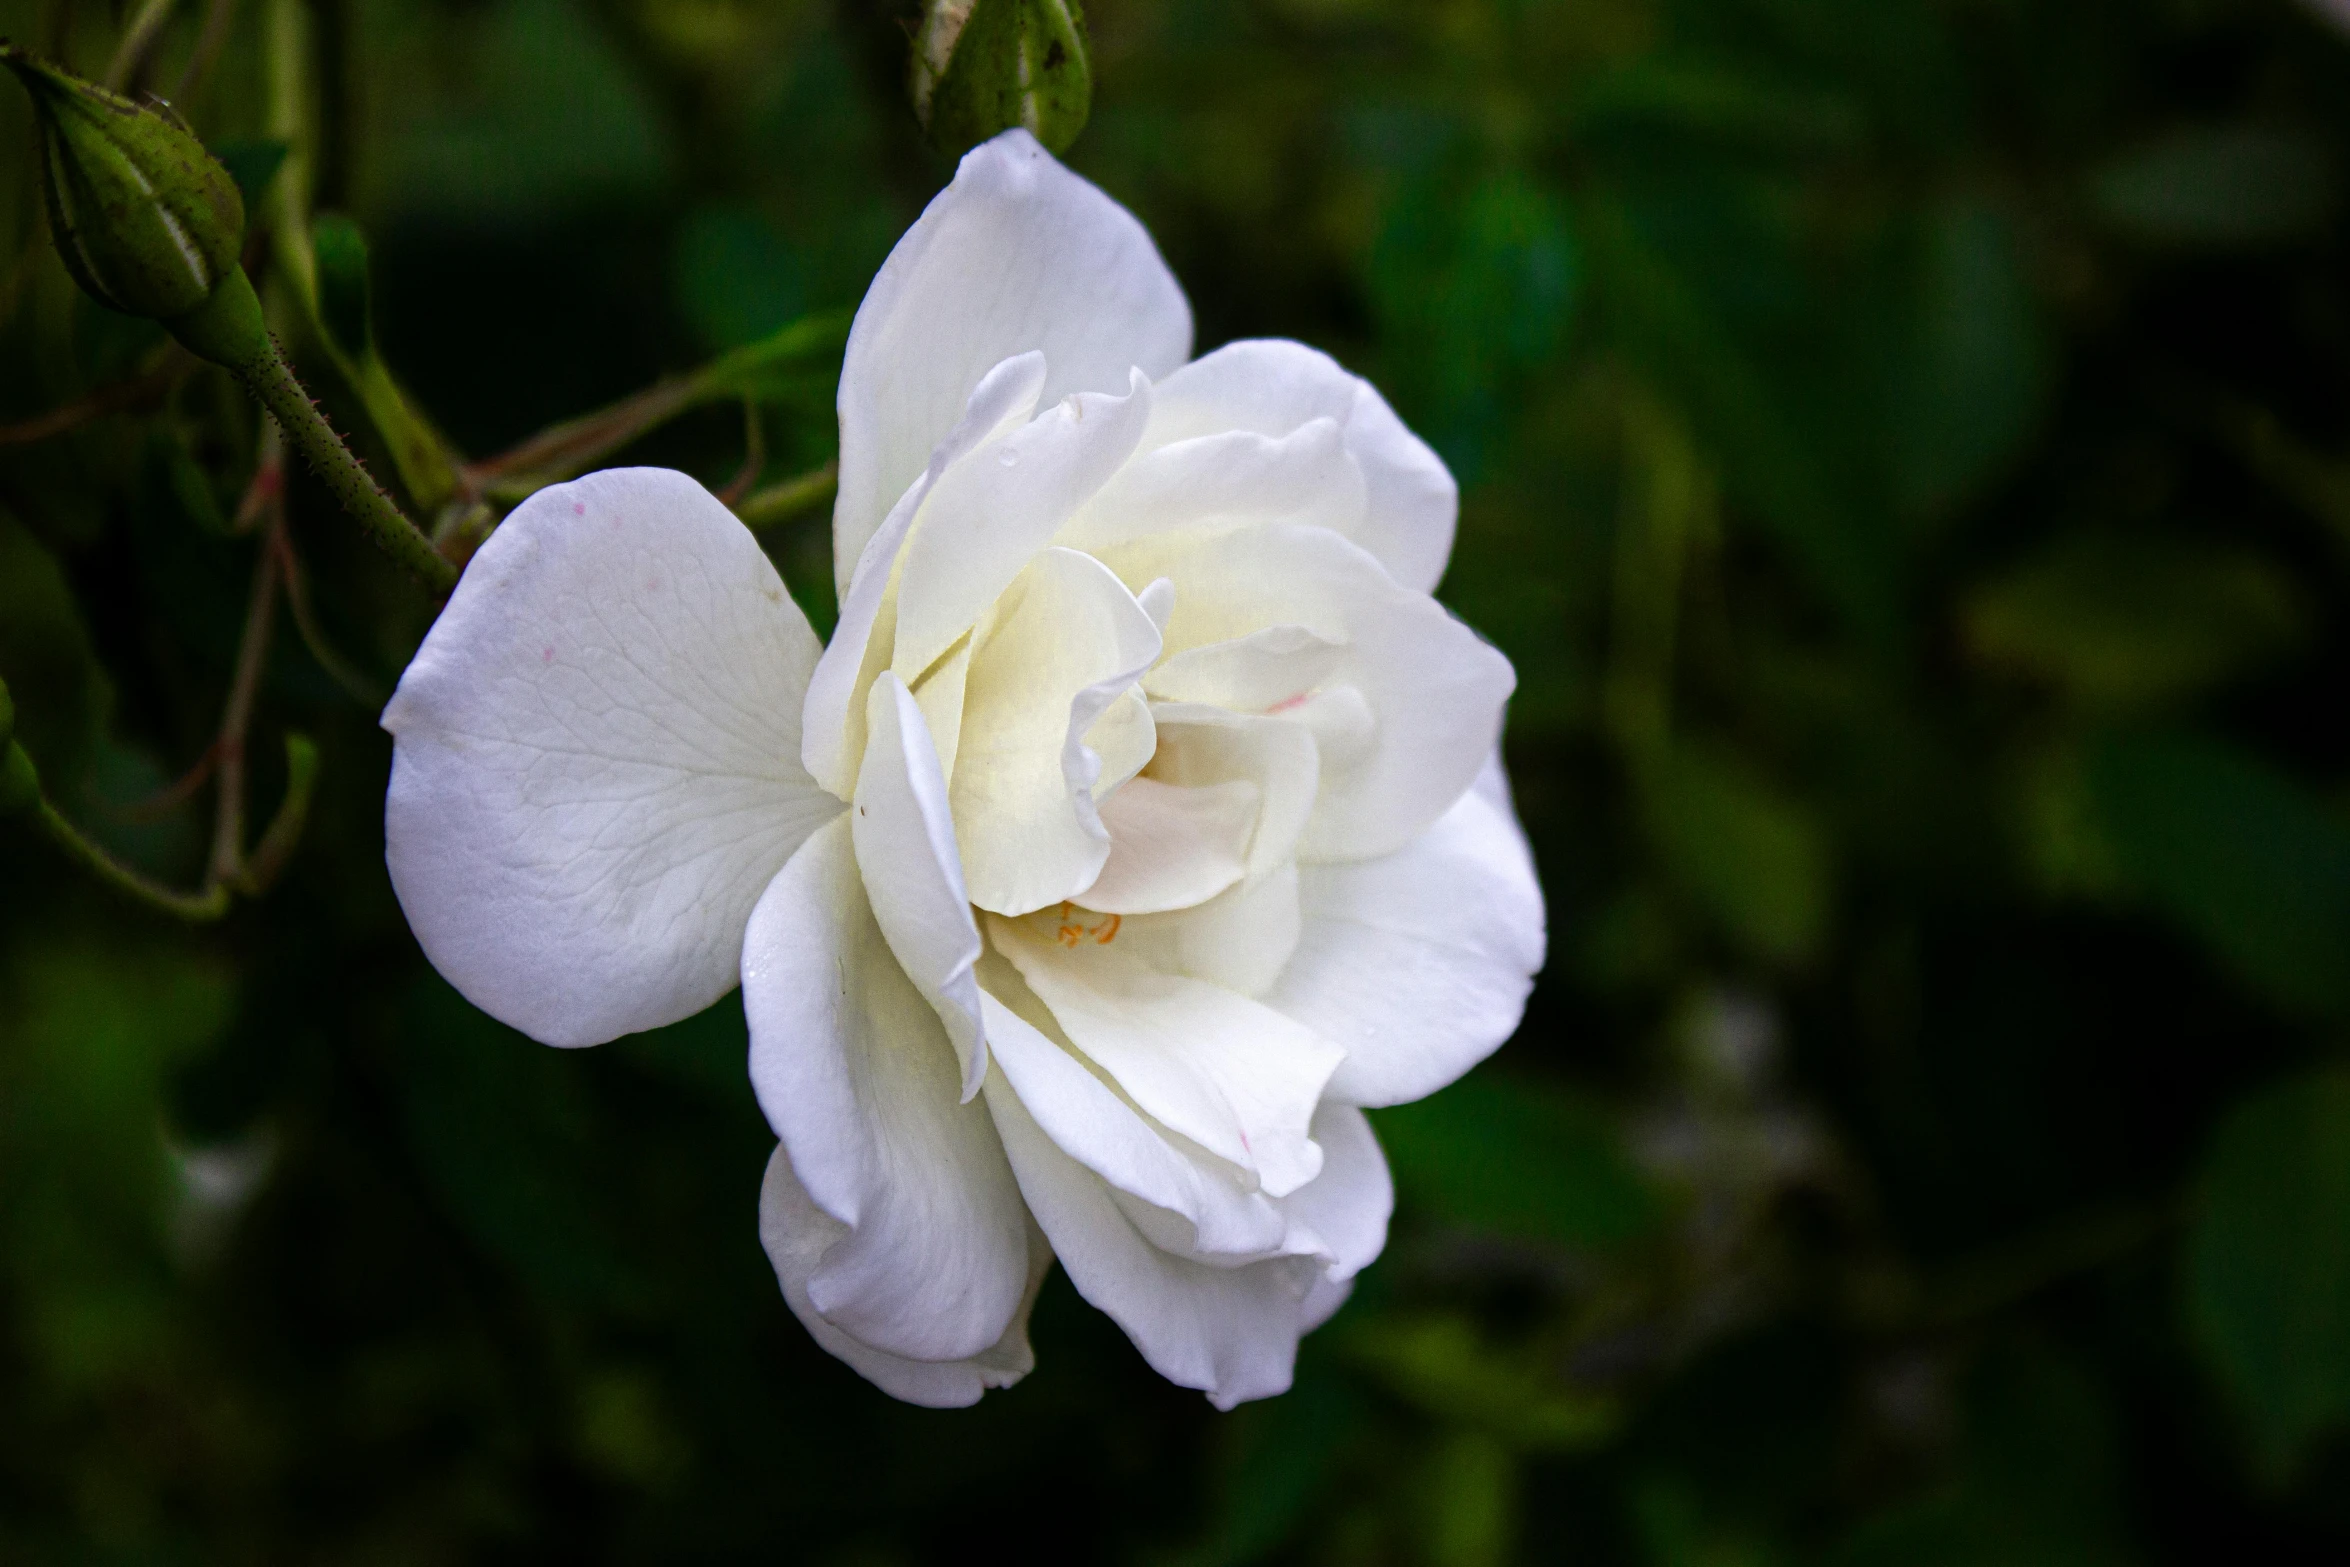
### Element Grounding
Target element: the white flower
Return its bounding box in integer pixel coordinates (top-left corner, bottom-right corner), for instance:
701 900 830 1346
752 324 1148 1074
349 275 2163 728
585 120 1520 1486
381 131 1544 1409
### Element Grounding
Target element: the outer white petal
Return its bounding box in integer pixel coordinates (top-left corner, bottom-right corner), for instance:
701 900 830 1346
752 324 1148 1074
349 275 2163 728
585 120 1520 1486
382 468 835 1049
833 130 1192 596
1269 756 1545 1108
992 918 1343 1199
1141 340 1458 593
984 1077 1318 1409
743 816 1030 1362
951 549 1163 915
854 675 989 1095
804 353 1047 799
758 1146 1049 1408
1285 1103 1391 1303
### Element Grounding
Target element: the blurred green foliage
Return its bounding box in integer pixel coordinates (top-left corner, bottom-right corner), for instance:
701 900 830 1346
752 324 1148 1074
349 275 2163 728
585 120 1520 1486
2 0 2349 1560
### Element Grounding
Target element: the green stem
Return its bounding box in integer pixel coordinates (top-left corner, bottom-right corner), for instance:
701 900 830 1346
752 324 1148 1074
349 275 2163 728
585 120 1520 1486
242 338 456 591
33 797 231 922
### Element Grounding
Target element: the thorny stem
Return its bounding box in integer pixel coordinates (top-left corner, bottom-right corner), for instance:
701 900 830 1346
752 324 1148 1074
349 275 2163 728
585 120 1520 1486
240 335 457 591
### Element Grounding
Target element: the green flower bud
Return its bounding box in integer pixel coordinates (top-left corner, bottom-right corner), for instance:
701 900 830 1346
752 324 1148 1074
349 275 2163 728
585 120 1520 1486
911 0 1092 159
1 43 245 323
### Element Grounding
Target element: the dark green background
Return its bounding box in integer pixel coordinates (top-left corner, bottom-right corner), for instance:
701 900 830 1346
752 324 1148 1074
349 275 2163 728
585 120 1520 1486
3 0 2349 1561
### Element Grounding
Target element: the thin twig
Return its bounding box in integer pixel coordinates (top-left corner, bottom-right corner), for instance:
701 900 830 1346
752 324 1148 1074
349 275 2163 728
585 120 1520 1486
104 0 182 92
0 352 186 446
207 521 282 886
463 375 705 490
716 398 765 508
271 522 385 706
172 0 238 103
735 460 839 532
114 740 221 822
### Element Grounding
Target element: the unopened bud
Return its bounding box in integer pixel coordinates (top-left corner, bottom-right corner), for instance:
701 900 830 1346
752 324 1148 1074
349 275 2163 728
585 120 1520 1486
2 44 247 325
911 0 1091 159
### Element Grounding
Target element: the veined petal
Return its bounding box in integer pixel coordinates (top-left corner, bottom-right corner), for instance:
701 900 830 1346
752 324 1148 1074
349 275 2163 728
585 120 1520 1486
893 370 1153 679
854 675 988 1097
382 468 835 1049
804 353 1047 800
744 817 1031 1362
1269 756 1545 1107
985 1077 1316 1408
834 130 1191 597
952 548 1163 915
991 916 1343 1199
758 1146 1048 1408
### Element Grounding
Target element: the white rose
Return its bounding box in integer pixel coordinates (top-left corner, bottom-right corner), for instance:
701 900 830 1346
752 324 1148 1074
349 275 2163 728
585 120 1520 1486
381 131 1543 1409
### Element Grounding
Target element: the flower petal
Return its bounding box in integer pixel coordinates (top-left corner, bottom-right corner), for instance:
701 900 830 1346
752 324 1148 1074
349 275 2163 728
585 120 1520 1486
1057 417 1363 556
951 548 1163 915
991 917 1343 1199
1285 1102 1392 1312
1104 523 1515 862
804 352 1048 800
1084 776 1256 915
758 1145 1048 1408
854 674 989 1096
744 816 1032 1363
833 130 1192 597
1142 340 1458 593
1144 702 1321 882
1115 865 1304 1000
979 985 1295 1260
1269 756 1546 1107
382 468 835 1049
892 370 1153 679
984 1076 1317 1409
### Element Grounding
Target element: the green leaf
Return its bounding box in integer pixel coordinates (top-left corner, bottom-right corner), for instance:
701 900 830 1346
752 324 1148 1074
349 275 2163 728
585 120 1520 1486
1644 742 1830 964
1964 535 2305 712
1371 1071 1659 1252
1884 200 2048 519
2185 1066 2350 1480
2085 731 2350 1018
